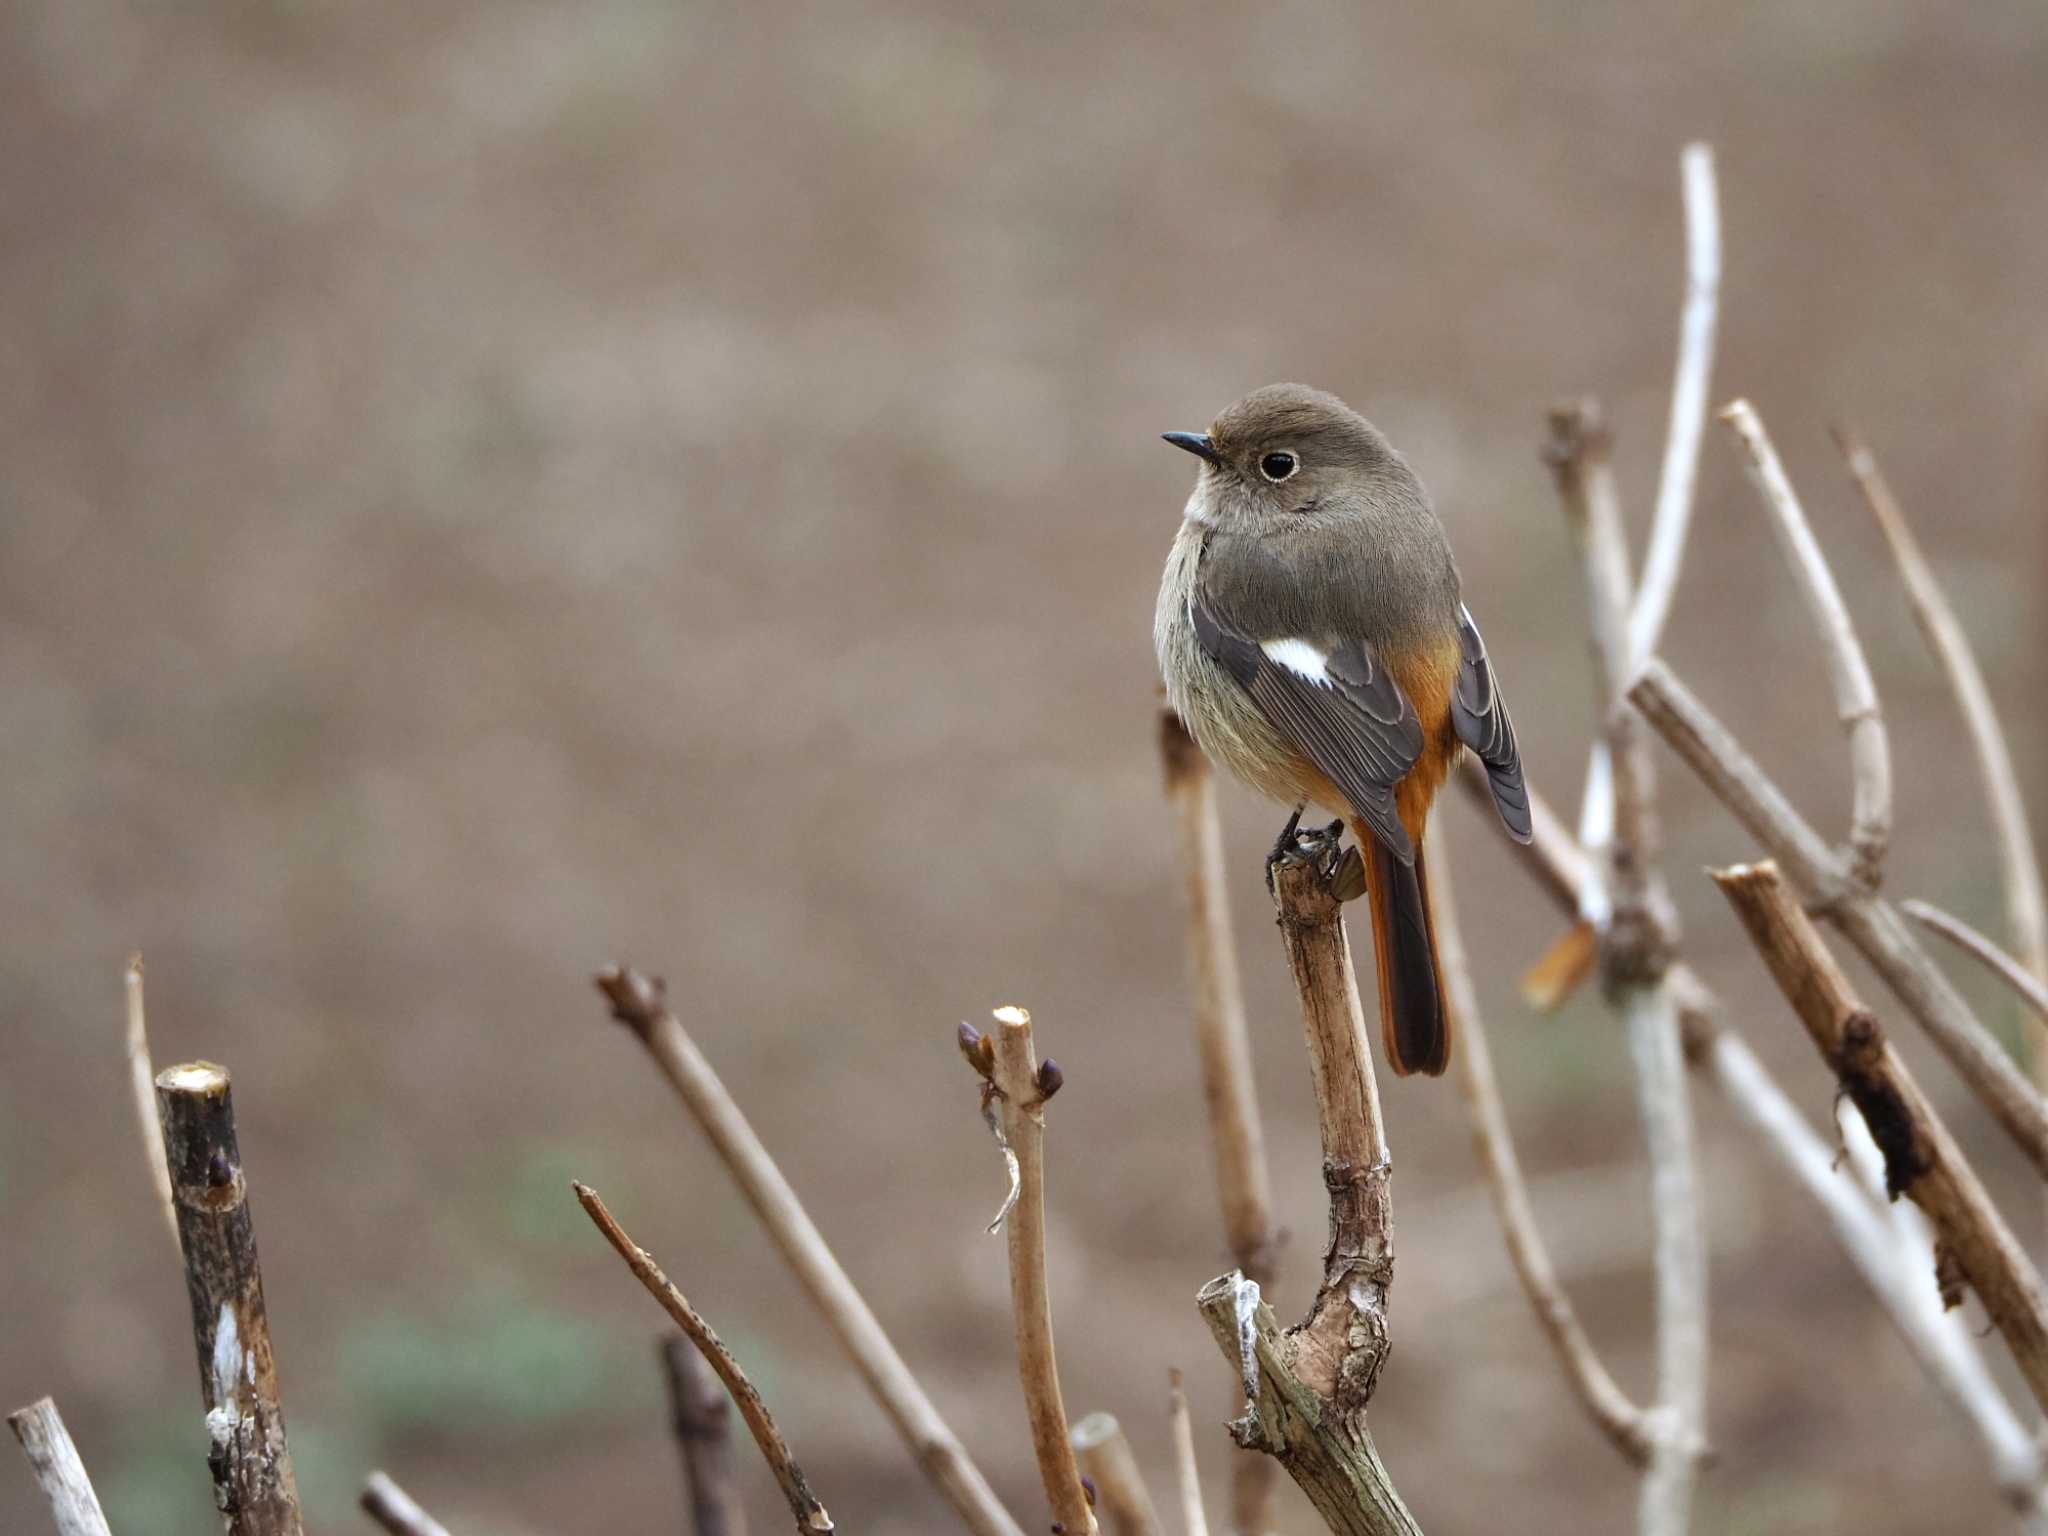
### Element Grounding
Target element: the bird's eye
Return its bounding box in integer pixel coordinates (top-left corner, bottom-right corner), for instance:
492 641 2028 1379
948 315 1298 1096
1259 451 1299 483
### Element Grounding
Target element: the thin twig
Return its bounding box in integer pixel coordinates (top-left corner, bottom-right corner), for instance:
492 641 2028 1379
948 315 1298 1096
1191 844 1420 1536
1629 660 2048 1176
124 954 178 1246
1435 844 1655 1468
8 1398 113 1536
157 1061 304 1536
1071 1414 1163 1536
1718 400 1892 885
1159 712 1280 1280
1630 141 1723 668
967 1007 1095 1536
1548 400 1705 1532
359 1471 454 1536
662 1333 749 1536
1466 773 2048 1509
1837 424 2047 989
1159 708 1281 1536
576 1182 833 1535
1713 862 2048 1415
595 966 1024 1536
1903 901 2048 1028
1166 1371 1209 1536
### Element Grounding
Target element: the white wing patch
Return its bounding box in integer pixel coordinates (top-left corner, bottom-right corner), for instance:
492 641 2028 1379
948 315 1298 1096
1259 637 1332 686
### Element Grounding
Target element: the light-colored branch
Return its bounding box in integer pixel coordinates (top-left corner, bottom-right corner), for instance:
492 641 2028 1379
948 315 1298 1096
1718 400 1892 885
595 967 1024 1536
1159 708 1282 1535
1071 1414 1162 1536
1466 774 2048 1509
1628 660 2048 1177
1167 1371 1210 1536
157 1062 304 1536
1629 141 1722 668
662 1332 750 1536
1159 712 1279 1281
1547 400 1705 1532
1436 842 1655 1467
359 1471 453 1536
124 954 178 1246
1713 862 2048 1416
8 1398 113 1536
972 1007 1096 1536
1624 984 1708 1534
1192 846 1419 1536
1837 425 2047 990
576 1182 833 1535
1904 900 2048 1027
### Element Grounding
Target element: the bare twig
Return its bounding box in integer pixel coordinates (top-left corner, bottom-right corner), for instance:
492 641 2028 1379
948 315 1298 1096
1718 400 1892 885
1167 1371 1210 1536
966 1007 1095 1536
8 1398 113 1536
1629 660 2048 1176
1837 425 2047 991
1547 401 1706 1533
124 954 178 1245
1071 1414 1163 1536
662 1333 749 1536
595 966 1024 1536
1193 846 1420 1536
1713 863 2048 1415
576 1182 832 1535
1467 773 2048 1509
1630 141 1723 668
1159 708 1282 1536
1904 901 2048 1026
1435 845 1655 1468
157 1061 303 1536
359 1471 454 1536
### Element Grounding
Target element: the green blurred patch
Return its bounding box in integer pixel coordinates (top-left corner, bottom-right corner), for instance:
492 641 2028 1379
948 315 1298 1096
334 1283 640 1443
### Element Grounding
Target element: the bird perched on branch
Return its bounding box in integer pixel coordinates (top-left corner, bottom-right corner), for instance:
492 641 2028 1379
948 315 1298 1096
1155 385 1531 1076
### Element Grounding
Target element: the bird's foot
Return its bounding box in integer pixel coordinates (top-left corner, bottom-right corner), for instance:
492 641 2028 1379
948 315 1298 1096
1266 815 1366 902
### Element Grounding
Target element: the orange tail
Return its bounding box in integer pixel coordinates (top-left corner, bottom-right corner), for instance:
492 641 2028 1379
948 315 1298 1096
1364 835 1450 1076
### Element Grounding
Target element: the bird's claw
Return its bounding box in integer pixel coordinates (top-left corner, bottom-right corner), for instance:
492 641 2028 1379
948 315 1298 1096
1266 815 1363 901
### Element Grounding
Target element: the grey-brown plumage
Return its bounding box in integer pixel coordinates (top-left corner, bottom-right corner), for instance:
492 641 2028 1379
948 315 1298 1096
1154 384 1529 1076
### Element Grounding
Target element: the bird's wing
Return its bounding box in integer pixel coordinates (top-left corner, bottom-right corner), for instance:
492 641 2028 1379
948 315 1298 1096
1449 604 1532 843
1191 590 1425 863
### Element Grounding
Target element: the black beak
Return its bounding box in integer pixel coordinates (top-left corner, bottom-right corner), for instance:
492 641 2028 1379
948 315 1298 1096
1162 431 1220 464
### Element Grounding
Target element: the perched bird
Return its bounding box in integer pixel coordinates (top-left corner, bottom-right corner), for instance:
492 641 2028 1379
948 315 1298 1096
1155 384 1531 1076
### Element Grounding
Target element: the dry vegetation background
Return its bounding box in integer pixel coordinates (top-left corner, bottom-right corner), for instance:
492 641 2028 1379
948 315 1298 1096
5 3 2047 1533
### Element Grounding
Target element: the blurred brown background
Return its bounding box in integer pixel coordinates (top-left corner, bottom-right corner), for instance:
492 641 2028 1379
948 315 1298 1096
5 2 2046 1532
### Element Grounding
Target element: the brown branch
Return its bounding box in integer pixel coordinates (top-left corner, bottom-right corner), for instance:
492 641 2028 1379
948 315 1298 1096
1837 425 2047 989
1713 862 2048 1415
8 1398 113 1536
962 1007 1096 1536
1166 1371 1209 1536
157 1062 304 1536
359 1471 453 1536
1720 400 1892 885
1903 901 2048 1028
595 966 1024 1536
124 954 178 1246
1434 845 1655 1468
576 1182 832 1535
1194 842 1419 1536
1159 708 1282 1536
1465 774 2048 1505
662 1333 749 1536
1629 659 2048 1177
1070 1414 1162 1536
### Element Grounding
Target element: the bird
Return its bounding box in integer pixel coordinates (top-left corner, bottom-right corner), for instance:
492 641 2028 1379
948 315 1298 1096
1154 384 1531 1076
